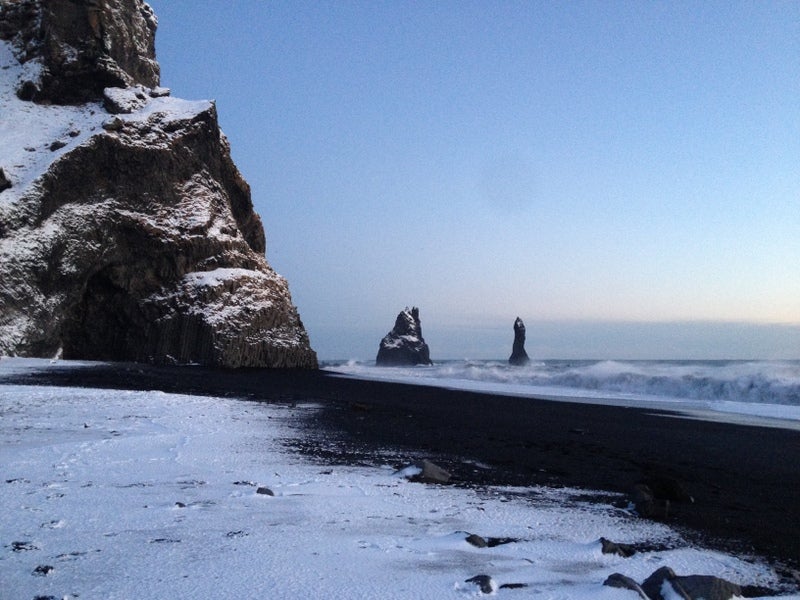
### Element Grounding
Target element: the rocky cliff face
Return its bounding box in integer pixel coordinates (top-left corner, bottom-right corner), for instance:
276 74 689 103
1 0 160 103
376 307 432 366
0 0 317 368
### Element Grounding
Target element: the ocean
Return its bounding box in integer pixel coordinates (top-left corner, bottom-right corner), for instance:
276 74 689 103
324 359 800 425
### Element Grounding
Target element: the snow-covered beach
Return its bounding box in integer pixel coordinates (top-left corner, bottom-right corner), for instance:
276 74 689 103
2 359 799 599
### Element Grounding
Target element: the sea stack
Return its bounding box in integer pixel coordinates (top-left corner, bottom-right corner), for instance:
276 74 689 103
376 307 432 366
508 317 530 366
0 0 317 368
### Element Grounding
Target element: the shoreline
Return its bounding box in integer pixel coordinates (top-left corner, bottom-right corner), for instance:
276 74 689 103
4 360 800 575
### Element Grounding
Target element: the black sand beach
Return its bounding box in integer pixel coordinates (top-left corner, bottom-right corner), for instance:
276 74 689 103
7 362 800 575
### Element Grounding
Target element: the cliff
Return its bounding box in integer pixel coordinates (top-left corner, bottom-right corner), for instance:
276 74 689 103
0 0 317 368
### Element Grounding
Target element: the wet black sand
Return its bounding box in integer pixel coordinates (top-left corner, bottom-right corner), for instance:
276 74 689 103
5 362 800 574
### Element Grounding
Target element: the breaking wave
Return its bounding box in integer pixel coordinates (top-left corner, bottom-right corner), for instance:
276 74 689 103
325 359 800 407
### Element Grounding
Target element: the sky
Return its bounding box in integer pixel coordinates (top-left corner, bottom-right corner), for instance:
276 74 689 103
146 0 799 360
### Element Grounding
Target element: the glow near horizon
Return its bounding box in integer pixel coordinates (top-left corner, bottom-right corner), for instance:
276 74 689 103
146 1 799 359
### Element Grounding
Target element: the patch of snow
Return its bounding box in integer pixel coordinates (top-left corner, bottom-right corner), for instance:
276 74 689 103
103 85 150 113
0 39 211 212
182 267 275 288
123 94 213 125
1 359 796 599
0 41 104 206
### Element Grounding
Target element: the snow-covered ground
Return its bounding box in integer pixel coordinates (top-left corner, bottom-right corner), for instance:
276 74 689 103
1 359 797 599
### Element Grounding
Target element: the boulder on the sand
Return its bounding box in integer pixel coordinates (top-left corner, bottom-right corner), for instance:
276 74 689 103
508 317 530 366
397 459 451 484
376 307 432 366
600 537 636 558
641 566 742 600
606 566 747 600
464 575 497 595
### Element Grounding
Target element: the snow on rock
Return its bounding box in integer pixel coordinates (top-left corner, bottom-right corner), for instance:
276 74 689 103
0 0 160 103
142 268 316 368
376 306 433 366
0 2 316 367
1 360 797 599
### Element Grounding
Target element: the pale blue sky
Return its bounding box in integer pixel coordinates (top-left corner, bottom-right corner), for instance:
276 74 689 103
147 0 799 360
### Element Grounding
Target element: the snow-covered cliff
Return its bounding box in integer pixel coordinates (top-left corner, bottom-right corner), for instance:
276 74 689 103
0 0 317 368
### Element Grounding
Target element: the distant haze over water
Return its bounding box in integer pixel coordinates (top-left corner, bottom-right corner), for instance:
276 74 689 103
313 319 800 363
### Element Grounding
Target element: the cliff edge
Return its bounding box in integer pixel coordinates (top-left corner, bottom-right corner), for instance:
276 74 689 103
0 0 317 368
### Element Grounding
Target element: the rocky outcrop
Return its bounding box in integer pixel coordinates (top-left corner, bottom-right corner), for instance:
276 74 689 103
508 316 530 366
1 0 160 103
0 1 317 368
605 566 746 600
642 567 742 600
375 307 432 366
397 459 450 484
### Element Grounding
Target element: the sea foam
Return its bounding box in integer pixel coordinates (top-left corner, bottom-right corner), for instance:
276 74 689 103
326 359 800 424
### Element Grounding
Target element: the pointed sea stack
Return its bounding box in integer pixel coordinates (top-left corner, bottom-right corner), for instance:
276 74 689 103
376 307 432 366
0 0 317 368
508 317 530 366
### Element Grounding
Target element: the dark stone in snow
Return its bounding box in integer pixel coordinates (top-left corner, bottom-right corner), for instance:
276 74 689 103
465 574 496 594
225 530 248 538
642 567 691 599
405 459 451 484
672 574 743 600
16 79 38 101
641 566 744 600
32 565 54 576
465 533 487 548
600 536 637 558
256 486 275 496
376 307 432 366
11 541 38 552
0 168 11 192
463 532 518 548
508 317 530 366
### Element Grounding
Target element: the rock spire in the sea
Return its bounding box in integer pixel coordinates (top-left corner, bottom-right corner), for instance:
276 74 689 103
508 317 530 366
376 307 432 366
0 0 317 368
